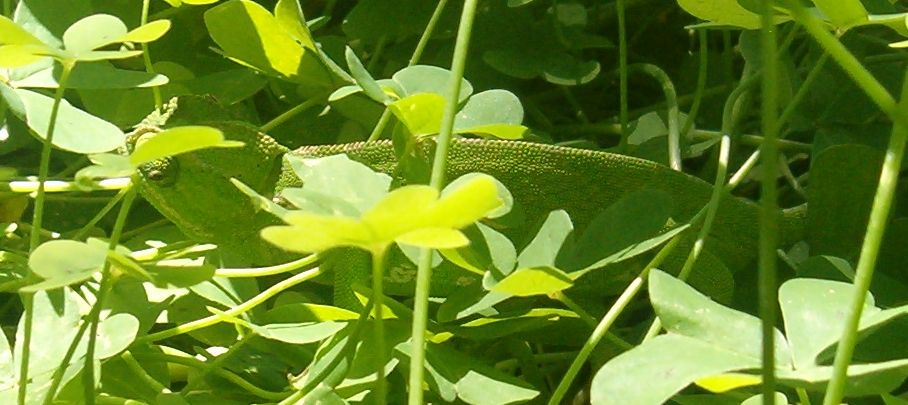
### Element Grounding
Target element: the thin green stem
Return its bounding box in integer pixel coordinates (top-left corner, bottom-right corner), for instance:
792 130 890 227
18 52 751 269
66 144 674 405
779 0 904 128
776 52 828 133
681 28 709 138
21 60 75 405
759 3 780 401
151 353 289 400
122 351 169 394
279 300 375 404
409 0 449 66
83 185 137 404
367 35 388 72
409 1 480 403
42 319 90 404
366 0 450 142
179 333 254 395
72 187 130 241
135 266 323 344
371 248 387 405
547 234 685 404
822 67 908 405
616 0 629 152
628 63 681 171
140 0 162 111
214 253 319 278
260 95 327 132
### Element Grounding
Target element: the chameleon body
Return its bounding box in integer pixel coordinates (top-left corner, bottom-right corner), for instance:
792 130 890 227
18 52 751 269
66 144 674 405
132 97 805 302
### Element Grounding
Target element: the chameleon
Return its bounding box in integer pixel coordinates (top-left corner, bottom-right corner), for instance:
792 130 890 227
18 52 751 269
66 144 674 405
130 96 806 304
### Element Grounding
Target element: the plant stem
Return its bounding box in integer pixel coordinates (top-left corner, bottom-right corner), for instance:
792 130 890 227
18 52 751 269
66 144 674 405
822 66 908 405
759 2 780 401
779 0 904 128
21 60 74 405
371 248 387 404
135 266 323 344
547 234 684 404
409 1 479 403
140 0 162 111
628 63 681 171
616 0 629 152
366 0 450 142
260 95 327 132
214 253 319 277
681 28 709 138
83 184 137 404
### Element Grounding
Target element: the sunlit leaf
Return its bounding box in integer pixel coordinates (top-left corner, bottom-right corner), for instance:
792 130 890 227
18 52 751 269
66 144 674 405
63 14 128 54
388 93 445 136
120 20 172 43
0 15 45 46
129 126 236 166
694 373 762 393
491 266 573 296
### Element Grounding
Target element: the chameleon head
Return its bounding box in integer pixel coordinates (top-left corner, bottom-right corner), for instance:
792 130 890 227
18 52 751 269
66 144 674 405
129 99 289 248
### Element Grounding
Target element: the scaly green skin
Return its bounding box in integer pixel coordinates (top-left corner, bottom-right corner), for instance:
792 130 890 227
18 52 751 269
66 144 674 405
133 97 805 304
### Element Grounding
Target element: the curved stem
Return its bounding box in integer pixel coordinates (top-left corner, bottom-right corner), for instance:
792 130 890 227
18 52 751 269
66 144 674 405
214 254 319 278
628 63 681 171
135 266 323 344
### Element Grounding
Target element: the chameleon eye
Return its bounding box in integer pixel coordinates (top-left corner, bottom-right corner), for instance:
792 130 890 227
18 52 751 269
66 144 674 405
140 157 178 186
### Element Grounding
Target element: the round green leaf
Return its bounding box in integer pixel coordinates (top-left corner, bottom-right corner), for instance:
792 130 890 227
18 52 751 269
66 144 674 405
14 88 125 153
96 313 140 359
12 63 169 89
453 89 524 128
392 65 473 102
129 126 236 166
28 239 107 283
63 14 128 54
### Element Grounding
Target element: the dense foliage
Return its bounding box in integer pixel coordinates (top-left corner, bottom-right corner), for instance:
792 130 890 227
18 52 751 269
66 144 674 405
1 0 907 404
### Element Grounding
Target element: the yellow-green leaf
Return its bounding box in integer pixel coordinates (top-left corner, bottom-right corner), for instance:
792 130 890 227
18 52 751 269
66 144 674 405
362 185 437 240
388 93 445 136
129 126 237 166
396 228 469 249
264 214 374 253
694 373 762 393
432 174 503 228
121 20 172 43
491 267 573 297
0 44 50 68
0 15 45 46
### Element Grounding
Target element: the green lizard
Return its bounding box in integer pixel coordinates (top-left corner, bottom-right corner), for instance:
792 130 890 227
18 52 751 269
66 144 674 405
130 96 806 304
